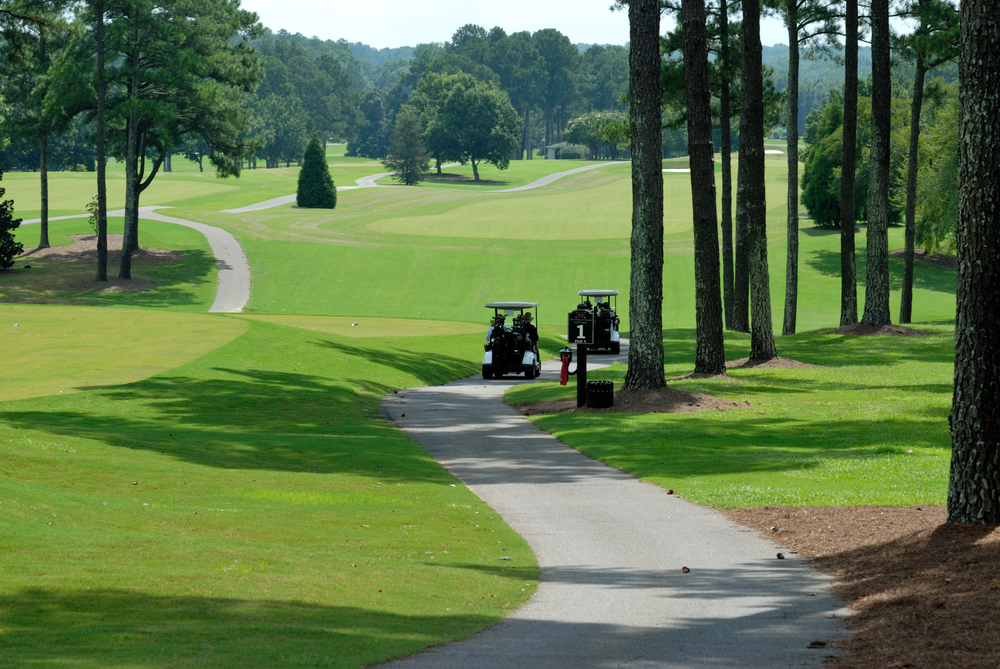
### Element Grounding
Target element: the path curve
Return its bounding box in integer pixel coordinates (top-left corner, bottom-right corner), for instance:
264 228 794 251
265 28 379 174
21 206 250 313
379 347 847 668
221 162 626 214
492 161 628 193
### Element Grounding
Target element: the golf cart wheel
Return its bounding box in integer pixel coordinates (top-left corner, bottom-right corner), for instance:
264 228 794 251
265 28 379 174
612 342 621 355
483 367 493 380
524 365 535 380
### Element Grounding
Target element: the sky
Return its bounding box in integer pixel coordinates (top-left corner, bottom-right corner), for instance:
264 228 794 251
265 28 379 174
238 0 795 50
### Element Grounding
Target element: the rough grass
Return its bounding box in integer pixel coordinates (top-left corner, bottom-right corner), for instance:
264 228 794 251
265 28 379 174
0 313 538 668
506 326 954 509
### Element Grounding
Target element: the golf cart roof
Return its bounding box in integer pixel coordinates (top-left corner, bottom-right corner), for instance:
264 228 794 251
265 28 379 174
485 302 539 309
578 290 619 297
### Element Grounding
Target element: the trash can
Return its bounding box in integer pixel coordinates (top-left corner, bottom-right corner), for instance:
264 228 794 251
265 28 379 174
586 380 614 409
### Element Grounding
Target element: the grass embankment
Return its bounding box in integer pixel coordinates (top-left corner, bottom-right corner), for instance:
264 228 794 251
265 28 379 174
0 308 537 668
506 327 953 508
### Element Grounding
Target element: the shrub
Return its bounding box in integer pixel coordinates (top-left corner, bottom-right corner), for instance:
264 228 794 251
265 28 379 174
0 169 23 270
296 134 337 209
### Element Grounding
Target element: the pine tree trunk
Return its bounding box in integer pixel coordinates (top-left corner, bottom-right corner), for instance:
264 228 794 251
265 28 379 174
948 0 1000 524
739 0 777 360
525 104 533 160
38 134 49 249
164 153 172 172
624 0 666 390
719 0 735 331
782 5 799 335
684 0 726 374
119 113 139 280
732 206 751 332
95 0 107 282
900 56 926 324
840 0 859 325
861 0 893 326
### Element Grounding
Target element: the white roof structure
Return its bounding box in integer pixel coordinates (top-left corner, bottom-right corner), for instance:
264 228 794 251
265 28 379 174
578 290 619 297
485 302 539 309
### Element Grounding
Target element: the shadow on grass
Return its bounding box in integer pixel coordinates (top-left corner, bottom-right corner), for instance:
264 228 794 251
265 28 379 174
0 562 842 668
531 411 949 480
0 369 453 480
805 248 956 295
0 587 496 669
660 327 954 369
315 340 480 386
0 248 215 310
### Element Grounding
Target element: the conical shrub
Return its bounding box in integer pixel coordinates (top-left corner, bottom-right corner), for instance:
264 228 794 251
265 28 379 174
296 134 337 209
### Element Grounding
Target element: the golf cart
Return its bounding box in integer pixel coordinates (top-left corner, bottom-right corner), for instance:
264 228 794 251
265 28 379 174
578 289 621 354
482 302 542 380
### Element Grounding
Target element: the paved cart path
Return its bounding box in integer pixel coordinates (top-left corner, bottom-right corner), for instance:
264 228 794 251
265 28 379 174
22 206 250 313
379 345 847 668
221 161 628 213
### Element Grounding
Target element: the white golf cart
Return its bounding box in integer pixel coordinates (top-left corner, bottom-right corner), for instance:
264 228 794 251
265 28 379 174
578 289 621 354
482 302 542 380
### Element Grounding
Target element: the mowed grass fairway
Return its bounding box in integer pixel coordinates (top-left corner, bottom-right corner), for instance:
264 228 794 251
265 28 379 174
0 147 959 667
175 153 955 331
0 311 537 668
506 327 954 508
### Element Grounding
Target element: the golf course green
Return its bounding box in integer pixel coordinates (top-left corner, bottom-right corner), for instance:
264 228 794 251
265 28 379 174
1 145 956 667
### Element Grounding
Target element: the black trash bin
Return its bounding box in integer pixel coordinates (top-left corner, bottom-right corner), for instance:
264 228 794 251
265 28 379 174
586 380 614 409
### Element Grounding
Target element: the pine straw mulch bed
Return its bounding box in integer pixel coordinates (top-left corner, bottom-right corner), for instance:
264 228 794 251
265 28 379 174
516 357 822 416
16 234 177 293
724 505 1000 668
889 247 957 271
820 323 933 337
19 234 182 265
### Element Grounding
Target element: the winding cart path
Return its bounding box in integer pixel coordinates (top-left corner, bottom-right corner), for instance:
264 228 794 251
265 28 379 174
379 346 847 668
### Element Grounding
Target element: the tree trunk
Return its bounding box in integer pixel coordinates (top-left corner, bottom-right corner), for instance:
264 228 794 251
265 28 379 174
164 153 172 172
684 0 726 374
719 0 735 331
95 0 108 282
472 160 480 181
624 0 666 390
862 0 893 326
840 0 859 325
948 0 1000 524
739 0 777 360
38 133 49 249
782 4 800 335
525 103 533 160
900 56 927 324
119 112 139 280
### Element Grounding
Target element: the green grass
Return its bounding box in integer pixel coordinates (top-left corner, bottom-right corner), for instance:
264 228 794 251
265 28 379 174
505 326 954 508
4 218 219 311
0 312 538 668
0 304 246 401
0 136 961 667
171 160 954 332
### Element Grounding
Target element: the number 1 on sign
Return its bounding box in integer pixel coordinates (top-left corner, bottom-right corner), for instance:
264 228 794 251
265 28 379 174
576 324 585 339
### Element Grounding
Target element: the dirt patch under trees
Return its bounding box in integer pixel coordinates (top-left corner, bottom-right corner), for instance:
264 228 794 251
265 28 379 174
19 234 183 265
515 385 749 416
820 323 932 337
